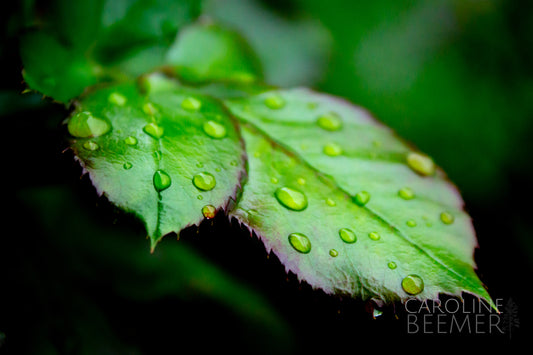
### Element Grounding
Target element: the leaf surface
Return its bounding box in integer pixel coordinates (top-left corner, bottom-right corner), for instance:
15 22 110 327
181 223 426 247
225 89 493 306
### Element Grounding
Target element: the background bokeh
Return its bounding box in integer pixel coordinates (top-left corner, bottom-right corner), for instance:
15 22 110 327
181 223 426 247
1 0 531 352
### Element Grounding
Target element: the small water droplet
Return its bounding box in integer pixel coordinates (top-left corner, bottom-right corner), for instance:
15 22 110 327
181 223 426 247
354 191 371 206
270 177 279 184
125 136 138 146
325 198 336 207
181 96 202 111
143 123 164 139
215 167 221 172
307 102 318 110
230 160 238 166
368 232 380 241
108 92 127 106
440 211 455 225
406 152 435 176
264 94 285 109
406 219 417 227
288 233 312 254
339 228 357 244
398 187 415 200
372 308 383 319
202 205 216 219
82 141 99 151
68 111 110 138
203 120 227 139
323 142 343 157
401 274 424 295
196 162 204 168
123 162 133 170
193 172 216 191
153 170 171 192
387 261 397 270
274 187 308 211
143 102 158 116
329 249 339 257
297 177 306 185
153 150 162 161
317 112 342 131
197 195 203 200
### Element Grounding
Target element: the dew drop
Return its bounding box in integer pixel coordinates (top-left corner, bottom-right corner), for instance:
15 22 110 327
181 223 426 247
440 211 455 225
274 187 308 211
181 96 202 111
143 123 164 139
354 191 371 206
325 198 336 207
143 102 158 116
68 111 110 138
203 120 227 139
329 249 339 257
339 228 357 244
288 233 311 254
297 177 306 185
264 94 285 109
368 232 380 241
125 136 138 146
192 172 216 191
230 160 238 166
108 92 127 106
270 177 279 184
82 141 99 151
398 187 415 200
196 162 204 168
153 170 172 192
406 152 435 176
202 205 216 219
387 261 397 270
316 112 342 131
323 142 343 156
153 150 162 161
406 219 417 227
401 274 424 295
123 162 133 170
197 195 203 200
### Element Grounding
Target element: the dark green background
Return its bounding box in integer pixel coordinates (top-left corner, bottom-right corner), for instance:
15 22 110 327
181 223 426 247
1 0 530 352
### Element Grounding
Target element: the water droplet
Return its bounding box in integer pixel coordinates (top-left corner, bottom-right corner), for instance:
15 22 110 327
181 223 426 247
317 112 342 131
440 211 455 225
288 233 312 254
68 111 110 138
406 219 417 227
297 177 306 185
125 136 138 146
307 102 318 110
325 198 336 207
197 195 203 200
123 162 133 170
274 187 308 211
329 249 339 257
153 150 162 161
372 308 383 319
82 141 99 151
143 102 158 115
196 162 204 168
230 160 238 166
354 191 371 206
153 170 171 192
323 142 343 157
202 205 216 219
215 167 221 172
387 261 397 270
398 187 415 200
192 172 216 191
270 177 279 184
339 228 357 244
264 94 285 109
181 96 202 111
203 120 227 139
406 152 435 176
108 92 127 106
143 123 164 139
401 274 424 295
368 232 380 241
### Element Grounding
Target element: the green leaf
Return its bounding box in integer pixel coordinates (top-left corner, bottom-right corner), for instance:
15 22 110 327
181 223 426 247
224 88 494 307
68 76 245 249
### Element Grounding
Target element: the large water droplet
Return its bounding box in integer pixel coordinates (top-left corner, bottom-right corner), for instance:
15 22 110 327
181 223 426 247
108 92 127 106
398 187 415 200
203 120 227 139
202 205 216 219
288 233 311 254
339 228 357 244
329 249 339 257
354 191 371 206
323 142 343 157
193 172 216 191
368 232 381 241
68 111 110 138
274 187 308 211
153 170 171 192
143 123 164 139
264 94 285 109
125 136 138 146
82 141 99 151
440 211 455 225
317 112 342 131
401 274 424 295
181 96 202 111
406 152 435 176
